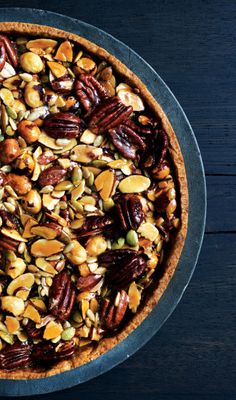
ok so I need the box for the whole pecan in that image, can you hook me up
[77,274,102,292]
[100,290,129,331]
[0,41,6,72]
[88,97,133,134]
[76,215,114,238]
[142,129,168,170]
[75,74,108,114]
[115,194,144,231]
[43,112,82,139]
[0,35,18,67]
[109,121,146,160]
[32,340,75,364]
[99,249,147,289]
[0,342,31,370]
[49,270,76,321]
[0,210,21,231]
[38,164,67,187]
[51,76,74,94]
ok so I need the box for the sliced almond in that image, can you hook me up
[47,61,67,79]
[1,296,25,316]
[107,159,127,169]
[7,273,34,300]
[54,138,77,154]
[26,38,58,51]
[3,75,21,90]
[5,257,26,279]
[0,88,15,106]
[31,239,65,257]
[35,257,57,275]
[30,297,47,313]
[128,282,141,313]
[38,131,63,150]
[138,222,160,242]
[55,41,73,62]
[1,228,27,242]
[71,180,85,201]
[44,211,67,227]
[22,217,38,239]
[118,175,151,193]
[23,304,41,324]
[43,320,63,340]
[70,145,102,163]
[31,225,58,240]
[42,194,60,211]
[94,169,116,201]
[5,316,20,334]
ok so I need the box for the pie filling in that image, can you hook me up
[0,33,179,371]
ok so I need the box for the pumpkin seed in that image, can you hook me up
[126,230,138,247]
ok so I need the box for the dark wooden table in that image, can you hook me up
[0,1,235,399]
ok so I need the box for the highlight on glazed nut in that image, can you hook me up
[0,33,180,371]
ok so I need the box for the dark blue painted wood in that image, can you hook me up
[0,1,234,399]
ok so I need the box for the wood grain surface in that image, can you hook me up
[0,0,235,399]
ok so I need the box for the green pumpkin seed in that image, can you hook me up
[111,237,125,250]
[6,106,17,120]
[61,326,76,341]
[126,230,138,247]
[0,331,14,344]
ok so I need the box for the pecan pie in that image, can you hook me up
[0,22,188,379]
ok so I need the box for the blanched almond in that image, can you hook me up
[47,61,67,79]
[31,239,65,257]
[118,175,151,193]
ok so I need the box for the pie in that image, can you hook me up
[0,22,188,379]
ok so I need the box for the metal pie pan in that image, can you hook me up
[0,8,206,397]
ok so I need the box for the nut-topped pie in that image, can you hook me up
[0,22,188,378]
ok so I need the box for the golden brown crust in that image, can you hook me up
[0,22,188,379]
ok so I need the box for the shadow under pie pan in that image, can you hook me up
[0,8,206,397]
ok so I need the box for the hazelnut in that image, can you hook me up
[0,139,21,164]
[7,173,32,195]
[15,152,35,174]
[24,81,43,108]
[22,189,42,214]
[66,240,87,265]
[20,52,44,73]
[17,120,41,144]
[86,235,107,257]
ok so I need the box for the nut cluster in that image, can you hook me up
[0,33,179,371]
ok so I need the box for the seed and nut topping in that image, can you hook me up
[0,33,180,372]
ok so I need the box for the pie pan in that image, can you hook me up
[0,8,206,396]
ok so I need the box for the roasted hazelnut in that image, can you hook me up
[22,189,42,214]
[24,81,43,108]
[86,235,107,257]
[20,52,44,73]
[17,120,41,144]
[0,139,21,164]
[15,152,35,174]
[7,173,32,195]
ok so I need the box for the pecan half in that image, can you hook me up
[0,210,21,231]
[43,112,82,139]
[0,35,18,67]
[142,129,168,170]
[38,164,67,187]
[88,97,133,134]
[109,122,146,159]
[0,342,31,370]
[115,194,144,231]
[32,340,75,364]
[0,41,6,72]
[75,74,108,114]
[99,249,147,289]
[76,215,114,238]
[100,290,129,331]
[77,274,102,292]
[49,270,76,321]
[0,234,19,252]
